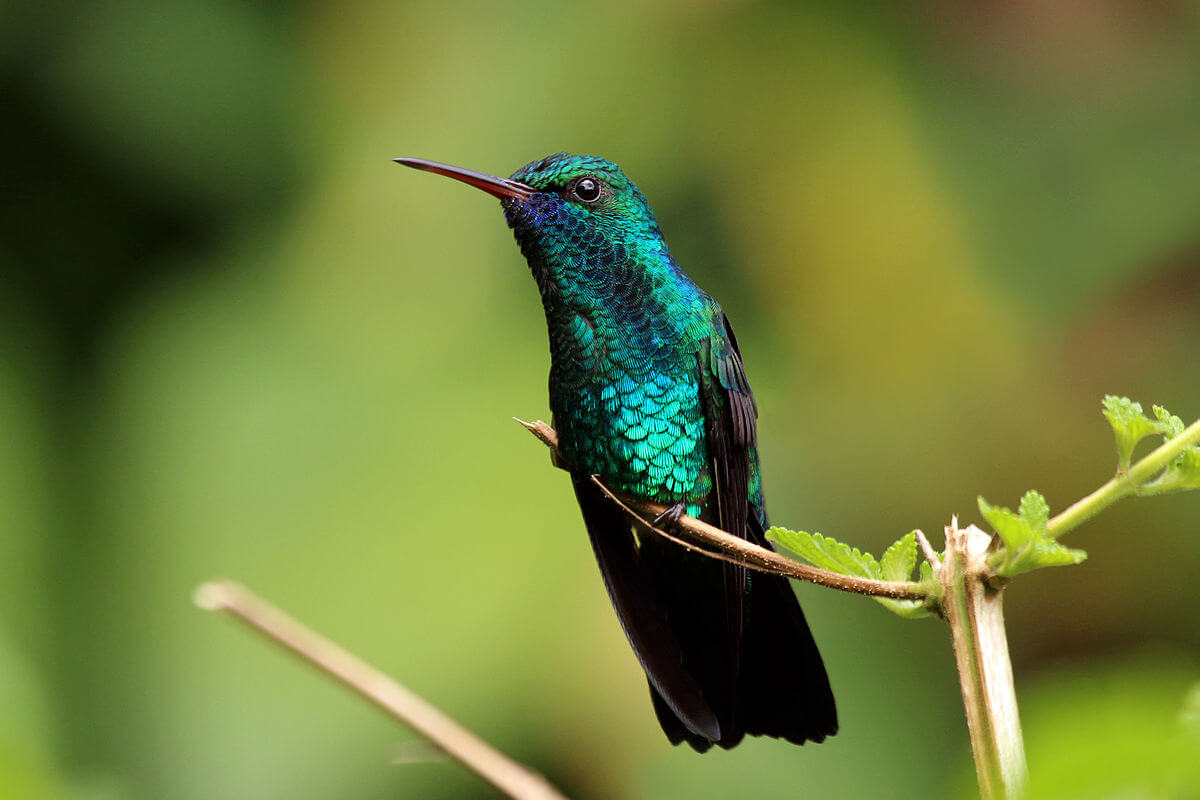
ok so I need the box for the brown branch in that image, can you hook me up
[517,418,927,601]
[195,580,570,800]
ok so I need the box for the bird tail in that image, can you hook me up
[728,512,838,746]
[571,473,837,751]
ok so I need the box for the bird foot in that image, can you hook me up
[651,501,687,532]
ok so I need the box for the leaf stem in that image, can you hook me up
[1048,416,1200,537]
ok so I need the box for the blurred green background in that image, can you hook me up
[3,1,1199,798]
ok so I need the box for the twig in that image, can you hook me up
[517,418,927,601]
[195,580,570,800]
[914,529,941,568]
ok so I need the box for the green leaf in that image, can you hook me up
[1017,538,1088,572]
[978,496,1032,553]
[1139,402,1200,494]
[766,527,880,579]
[1153,405,1186,438]
[1099,398,1200,495]
[877,597,933,619]
[767,528,933,619]
[1103,395,1170,471]
[876,531,932,619]
[980,491,1087,577]
[879,531,918,582]
[1142,442,1200,495]
[1018,490,1049,529]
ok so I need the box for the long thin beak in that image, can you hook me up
[393,157,534,200]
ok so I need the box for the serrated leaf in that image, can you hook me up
[1153,405,1186,438]
[1142,443,1200,495]
[1127,401,1200,494]
[978,497,1032,553]
[877,596,933,619]
[982,491,1088,577]
[1098,397,1200,495]
[1103,394,1144,422]
[1178,446,1200,486]
[766,528,937,620]
[880,532,918,582]
[875,532,933,618]
[1018,490,1049,529]
[1004,538,1088,575]
[1103,395,1169,470]
[766,527,880,579]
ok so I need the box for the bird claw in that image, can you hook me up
[652,502,687,532]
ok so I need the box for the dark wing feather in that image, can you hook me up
[697,311,758,740]
[702,311,757,531]
[569,472,722,743]
[701,309,839,746]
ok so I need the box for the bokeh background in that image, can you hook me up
[3,1,1200,798]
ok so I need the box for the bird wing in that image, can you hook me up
[699,306,758,536]
[695,305,757,725]
[698,307,840,747]
[569,472,722,744]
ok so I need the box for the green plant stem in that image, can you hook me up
[1048,417,1200,537]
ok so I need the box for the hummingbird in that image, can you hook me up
[395,154,837,750]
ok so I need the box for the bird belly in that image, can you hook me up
[551,365,712,515]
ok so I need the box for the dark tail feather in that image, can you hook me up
[649,680,713,752]
[572,473,836,749]
[731,513,838,744]
[736,572,838,742]
[571,474,721,743]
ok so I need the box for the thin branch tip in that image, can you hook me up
[915,529,941,569]
[194,580,237,612]
[515,417,558,448]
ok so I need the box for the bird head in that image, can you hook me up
[395,153,667,273]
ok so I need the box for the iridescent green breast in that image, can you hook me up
[547,303,714,515]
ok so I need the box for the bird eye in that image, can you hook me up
[571,177,602,203]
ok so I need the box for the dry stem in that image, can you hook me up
[941,522,1027,800]
[195,580,569,800]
